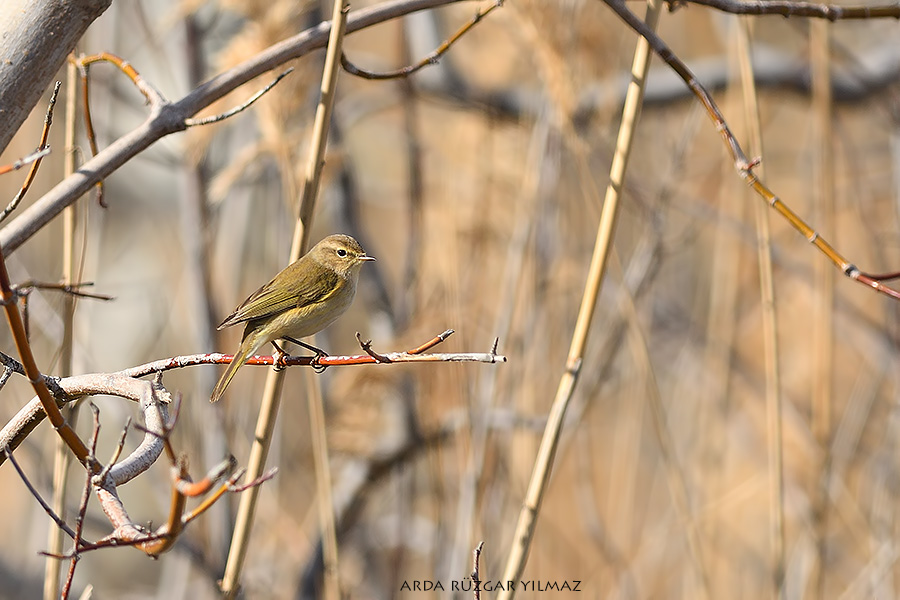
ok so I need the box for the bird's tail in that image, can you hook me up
[210,337,258,403]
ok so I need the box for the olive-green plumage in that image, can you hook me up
[211,234,374,402]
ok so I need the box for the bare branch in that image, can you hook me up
[673,0,900,19]
[0,0,471,256]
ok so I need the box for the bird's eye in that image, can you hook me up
[336,248,347,257]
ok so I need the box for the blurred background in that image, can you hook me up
[1,0,900,598]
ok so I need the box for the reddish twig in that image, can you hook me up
[175,456,238,497]
[70,53,291,208]
[107,330,499,381]
[0,177,99,475]
[0,147,51,177]
[183,467,277,525]
[407,328,454,354]
[73,51,165,207]
[858,270,900,282]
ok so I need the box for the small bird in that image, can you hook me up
[211,234,375,402]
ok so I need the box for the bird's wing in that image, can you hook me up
[217,261,342,329]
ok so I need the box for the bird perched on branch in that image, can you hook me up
[211,234,375,402]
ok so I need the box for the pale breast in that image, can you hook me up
[269,276,357,341]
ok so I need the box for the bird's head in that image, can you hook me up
[311,234,376,278]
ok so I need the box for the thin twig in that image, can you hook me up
[341,1,501,80]
[355,332,393,363]
[175,456,238,497]
[76,61,104,207]
[407,328,454,354]
[182,468,277,526]
[104,417,131,476]
[14,280,113,302]
[73,52,165,105]
[0,82,59,223]
[4,446,83,543]
[185,68,294,126]
[120,348,507,380]
[472,541,484,600]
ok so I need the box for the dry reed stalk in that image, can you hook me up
[699,28,744,592]
[220,5,349,598]
[810,18,835,600]
[44,61,81,600]
[450,110,551,583]
[612,247,710,598]
[497,0,663,595]
[736,17,785,599]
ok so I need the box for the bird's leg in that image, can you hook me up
[270,341,289,371]
[283,336,329,373]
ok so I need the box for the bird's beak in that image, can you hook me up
[360,255,376,262]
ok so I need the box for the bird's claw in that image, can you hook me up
[310,351,329,373]
[272,345,288,372]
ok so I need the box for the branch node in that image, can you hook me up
[356,332,393,363]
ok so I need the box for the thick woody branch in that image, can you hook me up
[22,379,252,560]
[0,373,162,468]
[0,0,112,154]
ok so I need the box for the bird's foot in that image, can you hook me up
[271,341,289,372]
[283,336,330,373]
[310,349,329,373]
